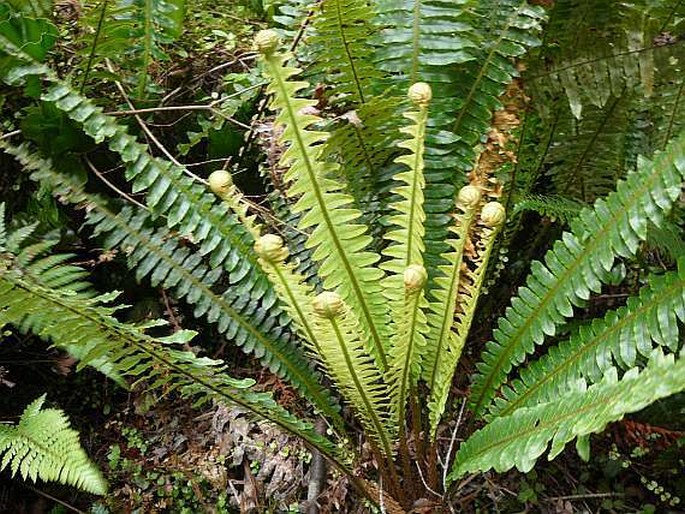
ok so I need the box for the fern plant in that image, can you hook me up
[1,2,685,511]
[0,395,107,495]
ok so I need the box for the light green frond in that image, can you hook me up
[470,130,685,417]
[427,202,505,437]
[381,83,430,311]
[422,186,481,394]
[0,395,107,495]
[208,169,262,239]
[385,264,429,427]
[489,261,685,418]
[257,37,390,369]
[450,350,685,480]
[310,292,394,457]
[252,233,348,433]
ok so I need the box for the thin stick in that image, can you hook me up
[105,59,208,185]
[443,398,466,491]
[193,54,257,81]
[85,157,149,211]
[0,130,21,140]
[379,476,387,514]
[544,492,623,502]
[105,83,264,117]
[415,461,442,499]
[106,104,213,116]
[22,484,85,514]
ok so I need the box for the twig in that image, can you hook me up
[160,288,182,332]
[227,479,242,506]
[415,461,443,499]
[105,83,264,117]
[106,104,213,116]
[379,476,387,514]
[184,157,240,168]
[85,157,149,211]
[544,492,623,502]
[22,484,85,514]
[442,398,466,491]
[454,473,478,493]
[104,59,208,185]
[0,130,21,140]
[193,54,257,82]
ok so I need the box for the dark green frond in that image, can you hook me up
[529,0,677,119]
[0,395,107,495]
[542,96,631,203]
[308,0,380,105]
[79,0,185,96]
[470,130,685,417]
[489,261,685,418]
[0,270,352,475]
[0,140,342,425]
[512,194,584,224]
[0,38,266,302]
[451,350,685,479]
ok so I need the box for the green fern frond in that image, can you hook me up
[489,261,685,418]
[0,140,343,426]
[309,291,394,457]
[322,97,399,243]
[646,216,685,263]
[470,130,685,417]
[381,83,430,309]
[544,97,631,203]
[0,395,107,495]
[257,35,390,368]
[308,0,380,105]
[529,0,673,119]
[377,0,544,277]
[374,0,481,272]
[0,38,266,300]
[385,264,428,427]
[449,0,545,169]
[0,210,125,383]
[375,0,477,83]
[422,186,480,398]
[0,270,353,475]
[427,201,505,437]
[450,350,685,479]
[80,0,185,96]
[512,194,585,224]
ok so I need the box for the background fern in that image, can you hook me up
[79,0,185,97]
[0,395,107,495]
